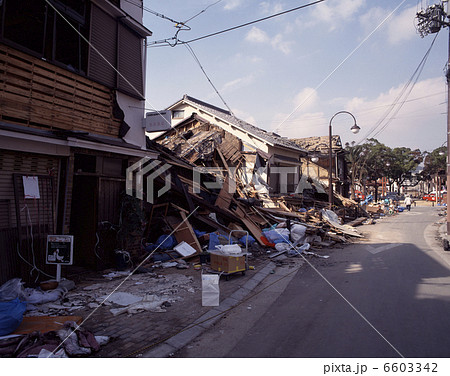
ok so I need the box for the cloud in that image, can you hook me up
[308,0,366,30]
[385,5,417,45]
[221,74,256,93]
[223,0,243,10]
[359,5,417,45]
[345,77,446,148]
[245,27,270,43]
[245,26,293,55]
[272,77,446,151]
[293,87,320,112]
[259,1,284,15]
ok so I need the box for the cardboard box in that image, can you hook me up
[210,252,246,273]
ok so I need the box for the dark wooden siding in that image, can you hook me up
[0,150,59,284]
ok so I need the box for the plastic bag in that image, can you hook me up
[0,298,27,336]
[202,274,220,306]
[0,278,25,301]
[239,234,255,246]
[290,224,307,244]
[24,287,64,305]
[263,228,290,244]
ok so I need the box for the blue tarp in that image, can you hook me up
[0,298,27,336]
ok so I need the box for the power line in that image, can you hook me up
[43,0,172,130]
[183,43,270,153]
[266,91,446,129]
[273,0,409,134]
[357,32,439,143]
[123,0,187,26]
[149,0,327,47]
[184,42,235,117]
[183,0,224,24]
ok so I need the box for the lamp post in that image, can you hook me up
[328,111,360,207]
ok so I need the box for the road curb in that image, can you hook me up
[142,261,276,358]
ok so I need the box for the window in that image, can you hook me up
[0,0,145,97]
[0,0,90,74]
[172,110,185,119]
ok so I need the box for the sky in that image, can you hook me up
[142,0,449,152]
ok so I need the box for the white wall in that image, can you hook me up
[117,92,146,148]
[120,0,143,21]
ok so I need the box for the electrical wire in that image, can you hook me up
[184,43,235,117]
[18,205,55,282]
[148,0,327,47]
[356,31,439,144]
[50,206,200,357]
[183,0,224,24]
[273,0,409,134]
[43,0,173,130]
[272,91,446,130]
[123,0,187,26]
[183,43,277,154]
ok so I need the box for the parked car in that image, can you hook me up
[422,193,436,201]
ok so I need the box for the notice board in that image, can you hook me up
[46,235,74,265]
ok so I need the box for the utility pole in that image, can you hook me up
[416,1,450,247]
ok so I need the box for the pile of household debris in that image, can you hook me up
[0,269,200,357]
[125,139,369,268]
[0,278,110,357]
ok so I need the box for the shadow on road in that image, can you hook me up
[225,241,450,358]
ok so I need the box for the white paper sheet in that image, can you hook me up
[23,176,40,199]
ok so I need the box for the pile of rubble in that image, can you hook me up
[128,138,369,269]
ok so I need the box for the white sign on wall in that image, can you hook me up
[23,176,40,199]
[145,110,172,132]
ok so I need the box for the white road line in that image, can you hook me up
[366,244,403,254]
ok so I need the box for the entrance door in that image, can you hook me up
[70,175,98,268]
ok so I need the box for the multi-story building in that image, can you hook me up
[0,0,157,283]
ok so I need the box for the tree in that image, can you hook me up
[386,147,422,193]
[420,146,446,181]
[344,143,366,199]
[345,139,422,201]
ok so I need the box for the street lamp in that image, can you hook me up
[310,143,329,163]
[328,111,360,207]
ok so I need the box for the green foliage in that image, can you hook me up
[420,147,446,180]
[345,139,423,195]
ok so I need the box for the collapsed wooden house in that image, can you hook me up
[136,97,370,264]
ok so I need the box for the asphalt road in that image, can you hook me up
[177,206,450,358]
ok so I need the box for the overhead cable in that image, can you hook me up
[357,31,439,143]
[273,0,408,134]
[149,0,327,47]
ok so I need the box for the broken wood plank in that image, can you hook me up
[345,217,367,227]
[165,213,202,254]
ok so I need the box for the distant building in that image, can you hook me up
[291,136,349,197]
[155,95,308,196]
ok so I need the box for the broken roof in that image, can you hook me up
[167,95,307,155]
[291,136,343,153]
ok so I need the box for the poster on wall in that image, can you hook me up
[22,176,40,199]
[46,235,74,265]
